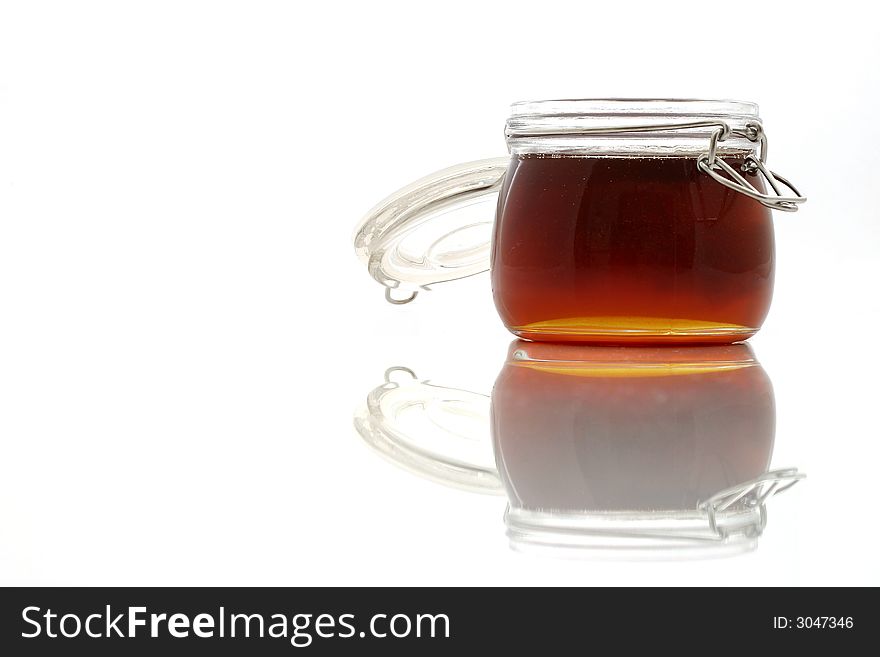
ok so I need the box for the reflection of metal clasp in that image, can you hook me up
[699,468,806,540]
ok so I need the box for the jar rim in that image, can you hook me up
[509,98,759,118]
[505,98,761,156]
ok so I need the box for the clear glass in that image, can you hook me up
[355,99,785,343]
[505,98,761,156]
[495,99,774,344]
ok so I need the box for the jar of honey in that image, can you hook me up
[355,99,805,344]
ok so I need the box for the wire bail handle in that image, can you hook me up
[697,120,806,212]
[505,118,807,212]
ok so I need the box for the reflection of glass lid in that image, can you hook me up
[354,367,502,494]
[354,343,804,559]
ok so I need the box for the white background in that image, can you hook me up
[1,1,878,586]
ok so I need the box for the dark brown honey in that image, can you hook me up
[491,155,774,343]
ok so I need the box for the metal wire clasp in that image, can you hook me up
[698,121,806,212]
[506,118,807,212]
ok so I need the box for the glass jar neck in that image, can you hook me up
[505,98,761,157]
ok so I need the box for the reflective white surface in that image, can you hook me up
[1,1,878,585]
[356,344,804,560]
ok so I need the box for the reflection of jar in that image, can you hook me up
[355,99,805,344]
[354,343,803,558]
[492,342,774,513]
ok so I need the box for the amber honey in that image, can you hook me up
[491,155,774,344]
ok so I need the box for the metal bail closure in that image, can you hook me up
[698,122,807,212]
[505,118,806,213]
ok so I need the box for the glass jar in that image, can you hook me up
[355,99,805,344]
